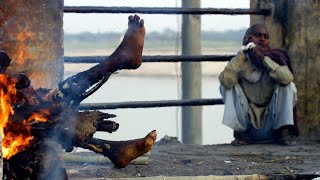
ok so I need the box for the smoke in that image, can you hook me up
[38,143,68,180]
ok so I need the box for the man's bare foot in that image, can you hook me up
[81,130,157,168]
[106,130,157,168]
[111,14,145,71]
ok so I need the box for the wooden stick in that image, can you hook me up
[60,153,149,165]
[71,174,267,180]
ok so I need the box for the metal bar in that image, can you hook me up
[78,98,224,110]
[64,6,271,15]
[64,55,235,63]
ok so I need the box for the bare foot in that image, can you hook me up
[111,14,145,71]
[107,130,157,168]
[81,130,157,168]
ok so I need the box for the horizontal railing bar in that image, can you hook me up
[78,98,224,110]
[64,6,271,15]
[64,55,235,63]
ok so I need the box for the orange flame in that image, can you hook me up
[27,110,50,123]
[0,74,48,159]
[16,31,35,65]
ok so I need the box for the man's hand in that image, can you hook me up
[241,42,256,52]
[238,70,246,78]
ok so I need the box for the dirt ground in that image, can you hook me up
[64,137,320,180]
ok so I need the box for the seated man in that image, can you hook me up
[219,24,298,146]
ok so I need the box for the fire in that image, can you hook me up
[27,110,50,123]
[16,31,35,65]
[0,74,48,159]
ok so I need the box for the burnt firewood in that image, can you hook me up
[29,107,118,152]
[96,120,119,133]
[3,144,68,180]
[76,111,118,134]
[54,109,118,144]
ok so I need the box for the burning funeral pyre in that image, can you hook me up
[0,15,156,179]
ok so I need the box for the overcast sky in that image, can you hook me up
[63,0,250,34]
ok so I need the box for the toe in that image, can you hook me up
[134,15,140,25]
[134,14,140,20]
[139,19,144,27]
[147,130,157,141]
[128,15,134,24]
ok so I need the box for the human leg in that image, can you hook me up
[58,15,145,104]
[220,85,253,145]
[270,82,298,145]
[272,82,297,129]
[92,14,145,72]
[220,84,250,132]
[79,130,157,168]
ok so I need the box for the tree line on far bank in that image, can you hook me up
[65,28,245,43]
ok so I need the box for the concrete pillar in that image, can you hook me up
[181,0,202,144]
[250,0,320,140]
[0,0,64,89]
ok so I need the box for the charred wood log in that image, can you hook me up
[52,109,118,151]
[77,111,118,133]
[3,144,68,180]
[31,108,119,152]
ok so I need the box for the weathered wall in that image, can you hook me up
[251,0,320,140]
[0,0,64,89]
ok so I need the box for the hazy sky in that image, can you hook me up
[64,0,250,34]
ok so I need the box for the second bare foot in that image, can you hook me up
[108,130,157,168]
[111,14,145,71]
[79,130,157,168]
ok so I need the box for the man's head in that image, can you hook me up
[243,24,270,51]
[0,51,11,74]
